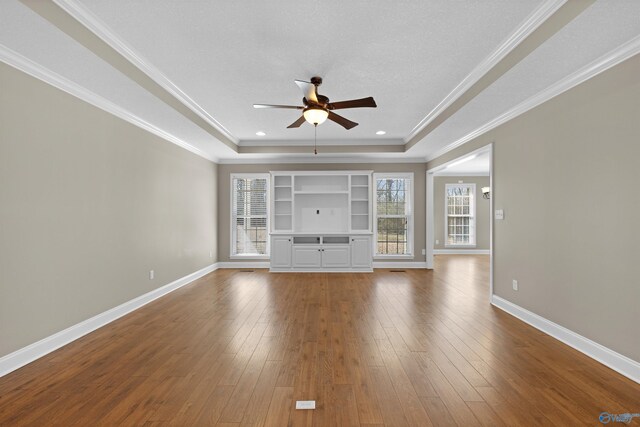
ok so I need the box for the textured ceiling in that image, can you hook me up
[1,0,639,162]
[77,0,542,142]
[409,0,640,159]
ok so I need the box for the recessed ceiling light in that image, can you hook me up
[256,131,266,136]
[376,130,386,135]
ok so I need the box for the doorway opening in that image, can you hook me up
[426,144,493,300]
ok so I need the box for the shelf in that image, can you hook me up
[351,199,369,202]
[351,213,369,216]
[350,185,369,187]
[275,198,292,202]
[274,185,292,188]
[275,213,292,216]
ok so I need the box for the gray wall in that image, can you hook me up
[217,163,427,263]
[0,63,218,357]
[434,176,490,250]
[427,54,640,363]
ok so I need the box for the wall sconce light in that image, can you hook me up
[482,187,491,199]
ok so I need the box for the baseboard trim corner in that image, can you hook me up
[491,295,640,384]
[0,263,219,378]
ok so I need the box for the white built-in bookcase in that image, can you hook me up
[270,171,373,272]
[271,171,372,233]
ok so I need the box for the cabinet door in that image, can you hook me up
[321,246,350,268]
[292,246,322,268]
[351,237,372,268]
[271,237,292,268]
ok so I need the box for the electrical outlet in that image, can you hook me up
[512,279,518,291]
[421,249,426,255]
[149,270,154,280]
[435,239,439,245]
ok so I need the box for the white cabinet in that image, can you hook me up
[269,170,373,272]
[270,235,372,272]
[321,246,351,268]
[271,236,292,268]
[351,237,372,268]
[292,246,322,268]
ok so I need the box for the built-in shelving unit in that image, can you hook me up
[350,174,371,231]
[270,171,373,272]
[273,175,293,231]
[271,171,372,234]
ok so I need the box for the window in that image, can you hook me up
[231,174,269,257]
[445,183,476,246]
[374,173,413,256]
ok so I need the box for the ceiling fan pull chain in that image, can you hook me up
[314,124,318,155]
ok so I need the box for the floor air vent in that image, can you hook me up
[390,270,406,273]
[239,270,255,273]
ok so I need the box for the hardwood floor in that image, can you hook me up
[1,255,639,426]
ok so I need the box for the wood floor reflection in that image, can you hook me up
[1,255,639,426]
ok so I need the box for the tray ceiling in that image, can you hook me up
[1,0,639,162]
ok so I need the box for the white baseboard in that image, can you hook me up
[270,268,373,273]
[373,261,428,269]
[217,261,271,269]
[491,295,640,384]
[434,249,490,255]
[0,263,219,378]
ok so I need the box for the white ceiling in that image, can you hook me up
[434,150,491,176]
[1,0,639,162]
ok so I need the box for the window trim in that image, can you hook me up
[444,183,476,248]
[373,172,414,259]
[230,173,270,259]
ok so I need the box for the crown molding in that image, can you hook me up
[425,35,640,163]
[53,0,238,145]
[238,138,405,147]
[217,156,427,165]
[0,44,217,163]
[406,0,566,143]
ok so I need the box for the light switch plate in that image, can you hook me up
[296,401,316,410]
[495,209,504,220]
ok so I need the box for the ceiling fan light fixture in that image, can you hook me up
[303,107,329,125]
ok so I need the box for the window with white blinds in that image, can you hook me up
[445,183,476,246]
[374,173,413,256]
[231,174,269,256]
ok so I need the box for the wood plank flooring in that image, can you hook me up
[1,255,639,426]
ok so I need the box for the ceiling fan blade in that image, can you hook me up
[287,116,307,128]
[253,104,303,109]
[294,80,318,104]
[328,111,358,130]
[328,97,377,110]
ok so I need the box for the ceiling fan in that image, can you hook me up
[253,76,377,130]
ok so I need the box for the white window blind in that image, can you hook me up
[231,175,269,256]
[374,175,413,255]
[445,183,475,246]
